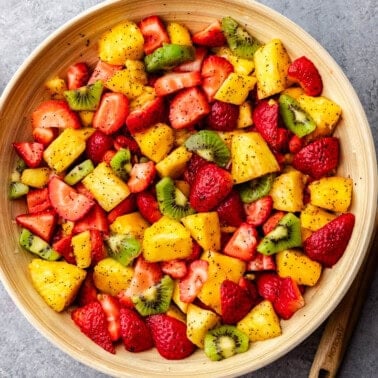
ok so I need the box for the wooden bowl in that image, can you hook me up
[0,0,376,376]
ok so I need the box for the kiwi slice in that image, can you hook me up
[279,94,316,137]
[184,130,230,168]
[204,325,249,361]
[156,177,195,220]
[64,80,103,111]
[221,16,261,60]
[64,159,94,185]
[132,275,174,316]
[110,148,132,180]
[238,173,276,203]
[257,212,302,255]
[106,234,141,266]
[9,181,29,199]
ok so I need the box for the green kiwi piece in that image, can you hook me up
[132,275,174,316]
[156,177,195,220]
[110,148,132,180]
[64,80,103,111]
[64,159,94,185]
[204,325,249,361]
[257,212,302,255]
[279,94,317,137]
[16,158,27,174]
[19,228,61,261]
[238,173,276,203]
[9,181,29,199]
[184,130,230,167]
[221,16,261,60]
[106,234,141,266]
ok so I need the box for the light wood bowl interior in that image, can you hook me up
[0,0,376,376]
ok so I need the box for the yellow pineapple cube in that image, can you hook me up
[217,130,244,149]
[61,221,74,236]
[105,69,146,99]
[110,212,149,240]
[44,76,67,99]
[155,145,192,178]
[71,230,92,269]
[124,59,148,84]
[167,22,192,45]
[281,86,304,99]
[129,86,156,111]
[74,127,96,140]
[21,167,50,188]
[216,47,255,75]
[237,101,253,128]
[78,111,95,127]
[300,203,337,231]
[175,180,190,197]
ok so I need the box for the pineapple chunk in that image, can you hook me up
[300,203,337,231]
[166,304,187,323]
[308,176,353,212]
[237,101,253,128]
[281,86,304,99]
[74,127,96,140]
[142,216,193,262]
[124,59,148,84]
[29,258,86,312]
[231,132,280,184]
[186,303,220,348]
[167,22,192,45]
[237,300,281,342]
[133,123,174,163]
[78,111,95,127]
[217,129,244,149]
[174,128,196,147]
[181,212,221,251]
[110,212,149,240]
[43,128,86,173]
[155,145,192,178]
[175,180,190,197]
[93,257,134,296]
[129,86,156,111]
[105,69,145,99]
[82,162,130,211]
[254,39,291,99]
[71,230,92,269]
[44,76,67,99]
[216,47,255,75]
[172,280,189,313]
[21,167,50,188]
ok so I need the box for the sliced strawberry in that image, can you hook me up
[48,176,94,221]
[138,15,170,55]
[26,187,52,213]
[90,229,107,265]
[31,100,81,129]
[107,194,137,224]
[73,203,109,234]
[67,62,90,90]
[223,223,258,261]
[169,87,210,129]
[256,272,281,302]
[179,259,209,303]
[88,59,123,85]
[71,301,115,353]
[114,134,140,155]
[53,235,76,265]
[288,134,303,154]
[13,142,44,168]
[262,211,286,235]
[206,100,239,131]
[174,47,207,73]
[192,20,226,47]
[86,130,114,164]
[238,277,259,306]
[161,259,188,279]
[201,55,233,102]
[244,196,273,227]
[186,240,202,262]
[92,92,129,135]
[101,149,117,165]
[32,127,58,146]
[183,153,209,186]
[16,210,57,242]
[154,71,202,96]
[246,252,276,271]
[136,191,162,223]
[76,271,98,306]
[215,190,245,227]
[97,294,121,342]
[127,161,156,193]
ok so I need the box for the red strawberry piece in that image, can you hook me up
[26,187,52,213]
[223,223,259,261]
[246,252,276,271]
[215,190,245,227]
[154,71,202,96]
[288,56,323,96]
[13,142,44,168]
[102,150,117,165]
[66,62,90,90]
[92,92,129,135]
[288,134,303,154]
[73,204,109,234]
[88,59,123,85]
[179,259,209,303]
[183,153,209,186]
[127,161,156,193]
[220,279,254,324]
[161,259,188,279]
[256,273,281,302]
[206,100,239,131]
[107,194,137,224]
[292,137,340,179]
[146,314,196,359]
[262,211,286,235]
[48,176,94,221]
[31,100,81,129]
[136,191,162,223]
[53,235,76,265]
[32,127,58,146]
[220,232,233,250]
[304,213,355,267]
[71,301,115,353]
[126,96,166,135]
[90,229,107,265]
[16,210,57,242]
[189,163,233,212]
[174,47,207,73]
[238,277,260,306]
[76,271,98,306]
[97,294,121,342]
[186,240,202,262]
[138,15,170,55]
[86,130,114,164]
[75,181,95,200]
[192,20,226,47]
[119,307,154,352]
[201,55,233,102]
[244,196,273,227]
[114,134,140,155]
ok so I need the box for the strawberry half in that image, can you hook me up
[154,71,202,96]
[53,235,76,265]
[215,190,245,227]
[136,191,162,224]
[192,20,226,47]
[32,127,58,146]
[86,130,114,164]
[127,161,156,193]
[16,210,57,242]
[88,59,123,85]
[257,273,281,302]
[206,100,239,131]
[244,196,273,227]
[97,294,121,342]
[73,203,109,234]
[138,15,170,55]
[13,142,44,168]
[90,229,107,265]
[183,153,209,186]
[66,62,90,90]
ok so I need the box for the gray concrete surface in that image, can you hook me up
[0,0,377,377]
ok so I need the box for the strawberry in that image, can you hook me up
[75,181,95,200]
[186,240,202,262]
[90,229,107,265]
[66,62,90,90]
[97,294,121,341]
[189,163,233,212]
[12,142,44,168]
[223,223,258,261]
[76,271,98,306]
[73,203,109,234]
[292,137,340,179]
[201,55,233,102]
[154,71,202,96]
[161,259,188,279]
[246,252,276,271]
[174,47,207,73]
[88,59,123,85]
[192,20,226,47]
[220,279,254,324]
[262,211,286,235]
[71,301,115,353]
[206,100,239,131]
[238,277,259,306]
[107,194,137,224]
[244,196,273,227]
[138,15,170,55]
[16,210,57,242]
[169,87,210,129]
[53,235,76,265]
[31,100,81,129]
[288,134,303,154]
[86,130,114,164]
[215,190,245,227]
[48,176,94,221]
[183,153,208,186]
[113,134,140,155]
[136,191,162,223]
[288,56,323,96]
[179,259,209,303]
[26,187,52,213]
[32,127,58,146]
[92,92,129,135]
[303,213,355,267]
[127,161,156,193]
[256,273,281,302]
[119,307,154,352]
[146,314,196,359]
[102,149,117,164]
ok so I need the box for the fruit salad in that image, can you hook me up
[9,14,355,362]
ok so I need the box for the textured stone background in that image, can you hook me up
[0,0,377,377]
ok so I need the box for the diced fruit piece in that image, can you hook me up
[109,148,131,181]
[20,167,50,188]
[76,272,98,306]
[105,69,145,99]
[64,159,94,185]
[66,62,89,90]
[16,210,57,242]
[174,46,207,73]
[161,259,187,279]
[215,47,255,75]
[238,173,276,204]
[86,130,114,164]
[215,190,245,227]
[9,181,29,200]
[13,142,44,168]
[127,161,156,193]
[110,211,149,241]
[139,15,170,55]
[192,20,226,47]
[19,228,60,260]
[44,76,67,99]
[89,230,107,265]
[107,235,140,267]
[26,187,52,213]
[300,203,337,232]
[97,293,121,341]
[107,195,137,224]
[53,235,76,265]
[73,203,109,234]
[256,273,281,301]
[64,81,103,111]
[154,71,202,96]
[88,60,123,85]
[224,223,258,261]
[71,230,92,269]
[245,196,273,227]
[262,211,286,235]
[32,127,58,146]
[136,191,162,223]
[172,280,189,313]
[167,22,192,45]
[155,145,193,178]
[247,252,276,271]
[206,100,239,132]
